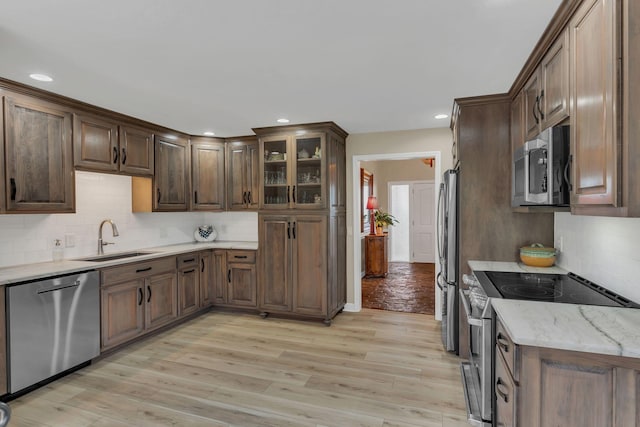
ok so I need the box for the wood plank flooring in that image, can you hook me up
[9,309,469,427]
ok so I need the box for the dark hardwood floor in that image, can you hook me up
[362,262,436,315]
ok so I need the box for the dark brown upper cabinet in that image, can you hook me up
[254,122,347,213]
[226,136,259,211]
[119,125,154,176]
[522,28,570,141]
[154,134,189,211]
[73,115,154,176]
[190,137,225,211]
[569,0,619,211]
[3,93,74,213]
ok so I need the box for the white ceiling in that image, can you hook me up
[0,0,562,137]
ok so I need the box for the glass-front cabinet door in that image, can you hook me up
[293,133,325,209]
[262,136,290,208]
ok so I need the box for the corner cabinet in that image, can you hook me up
[154,133,190,211]
[3,93,74,213]
[190,137,225,211]
[226,136,260,210]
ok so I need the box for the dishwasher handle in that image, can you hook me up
[37,280,81,294]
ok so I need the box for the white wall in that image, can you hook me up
[0,171,257,268]
[554,212,640,303]
[361,158,436,213]
[346,127,453,310]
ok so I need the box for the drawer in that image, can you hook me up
[101,256,176,285]
[495,350,518,427]
[177,252,199,268]
[496,319,519,383]
[227,250,256,264]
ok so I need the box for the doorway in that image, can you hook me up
[358,158,438,316]
[388,181,435,263]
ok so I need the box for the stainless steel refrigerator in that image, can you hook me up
[437,168,458,353]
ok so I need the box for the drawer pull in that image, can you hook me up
[496,378,509,403]
[234,255,248,259]
[136,267,152,273]
[183,258,196,263]
[497,333,510,353]
[183,269,195,274]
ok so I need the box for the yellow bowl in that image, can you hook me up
[519,243,556,267]
[520,253,556,267]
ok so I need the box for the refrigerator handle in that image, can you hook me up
[436,272,444,291]
[436,183,445,263]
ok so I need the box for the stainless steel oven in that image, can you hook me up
[459,275,492,427]
[461,268,639,427]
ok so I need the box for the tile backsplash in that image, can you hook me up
[0,171,257,268]
[554,212,640,302]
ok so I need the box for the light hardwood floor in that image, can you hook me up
[9,309,469,427]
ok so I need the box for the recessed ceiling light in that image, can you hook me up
[203,131,215,136]
[277,118,290,124]
[29,73,53,82]
[434,114,449,120]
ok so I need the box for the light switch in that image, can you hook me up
[65,233,76,248]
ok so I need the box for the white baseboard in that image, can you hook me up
[343,303,360,312]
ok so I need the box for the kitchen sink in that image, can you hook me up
[76,251,156,262]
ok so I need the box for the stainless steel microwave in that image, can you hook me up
[512,125,570,207]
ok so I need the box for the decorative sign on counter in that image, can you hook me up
[194,225,217,242]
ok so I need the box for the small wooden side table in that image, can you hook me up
[364,234,388,278]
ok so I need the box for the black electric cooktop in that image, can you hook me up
[484,271,639,308]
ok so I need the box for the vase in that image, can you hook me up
[376,226,384,236]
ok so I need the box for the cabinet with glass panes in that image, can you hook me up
[254,122,346,212]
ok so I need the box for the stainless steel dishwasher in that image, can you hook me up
[7,270,100,394]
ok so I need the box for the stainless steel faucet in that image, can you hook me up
[98,219,119,255]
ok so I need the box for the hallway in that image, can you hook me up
[362,262,436,315]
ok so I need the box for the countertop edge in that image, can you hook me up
[468,260,567,274]
[492,299,640,359]
[0,240,259,286]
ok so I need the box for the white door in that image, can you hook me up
[411,182,435,263]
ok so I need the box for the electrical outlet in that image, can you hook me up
[65,233,76,248]
[559,236,564,252]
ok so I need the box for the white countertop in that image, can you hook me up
[0,241,258,286]
[492,299,640,359]
[468,260,567,275]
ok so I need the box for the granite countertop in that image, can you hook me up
[0,240,258,286]
[468,260,567,275]
[492,299,640,359]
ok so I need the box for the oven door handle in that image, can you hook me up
[459,288,483,327]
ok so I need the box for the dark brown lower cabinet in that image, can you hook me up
[199,250,213,307]
[495,318,640,426]
[364,234,388,278]
[258,214,345,325]
[178,253,200,316]
[212,249,257,308]
[100,257,177,351]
